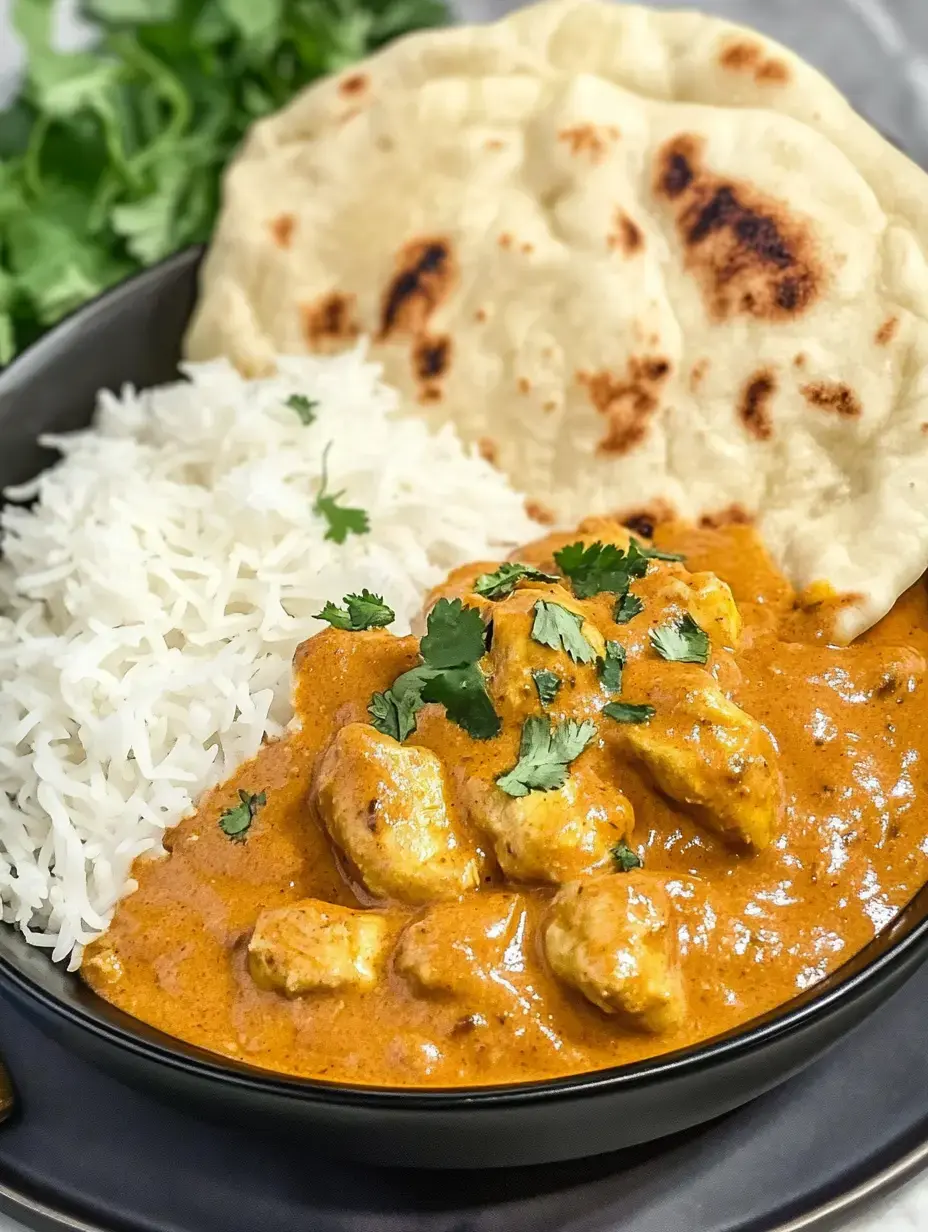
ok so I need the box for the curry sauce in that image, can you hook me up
[83,520,928,1086]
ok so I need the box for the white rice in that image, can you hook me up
[0,347,535,967]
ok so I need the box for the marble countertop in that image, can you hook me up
[0,0,925,1228]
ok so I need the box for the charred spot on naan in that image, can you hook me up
[478,437,499,466]
[876,316,899,346]
[578,357,672,455]
[619,499,678,539]
[412,334,452,403]
[302,292,360,352]
[690,358,710,390]
[526,499,556,525]
[718,39,791,85]
[608,210,644,256]
[558,124,620,164]
[800,381,862,418]
[269,214,296,250]
[699,504,754,529]
[740,369,777,441]
[378,238,457,339]
[655,136,823,323]
[338,73,368,97]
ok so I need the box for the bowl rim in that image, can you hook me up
[0,246,927,1109]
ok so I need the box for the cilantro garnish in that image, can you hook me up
[554,539,650,600]
[0,0,449,364]
[419,598,486,668]
[532,668,561,707]
[649,613,710,664]
[286,394,318,425]
[531,601,597,664]
[473,561,559,601]
[219,789,266,842]
[496,716,597,798]
[368,599,500,741]
[316,590,394,631]
[614,592,644,625]
[612,840,643,871]
[598,641,626,692]
[314,443,370,544]
[603,701,655,725]
[633,540,685,563]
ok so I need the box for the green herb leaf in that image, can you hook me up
[473,561,559,601]
[286,393,318,425]
[598,641,626,692]
[612,840,643,871]
[532,668,561,707]
[368,665,435,742]
[420,663,501,740]
[314,443,370,544]
[0,0,451,365]
[420,598,487,669]
[531,600,597,664]
[316,590,394,631]
[632,538,685,563]
[649,613,710,664]
[554,539,650,599]
[614,592,644,625]
[369,659,499,743]
[496,716,597,798]
[218,788,266,842]
[603,701,656,725]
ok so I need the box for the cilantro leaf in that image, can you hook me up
[603,701,656,725]
[496,716,597,797]
[316,590,394,631]
[554,539,650,599]
[420,598,487,669]
[532,668,561,707]
[473,561,559,601]
[420,664,501,740]
[218,788,266,842]
[531,600,597,664]
[614,592,644,625]
[369,659,499,742]
[314,443,370,543]
[598,641,626,692]
[632,538,685,563]
[286,393,318,425]
[649,614,710,664]
[368,665,435,742]
[612,840,643,871]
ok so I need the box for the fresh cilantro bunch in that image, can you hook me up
[0,0,448,363]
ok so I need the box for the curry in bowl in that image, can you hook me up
[80,516,928,1087]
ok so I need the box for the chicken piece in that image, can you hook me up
[486,583,606,721]
[395,892,527,1000]
[543,874,686,1032]
[515,517,632,571]
[660,569,742,650]
[464,770,633,883]
[248,899,390,996]
[617,665,781,850]
[313,723,486,904]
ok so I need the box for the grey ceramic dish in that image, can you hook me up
[0,247,926,1169]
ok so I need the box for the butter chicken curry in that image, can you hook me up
[83,517,928,1086]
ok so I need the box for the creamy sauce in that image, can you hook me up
[83,522,928,1086]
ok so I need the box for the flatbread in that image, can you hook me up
[185,0,928,641]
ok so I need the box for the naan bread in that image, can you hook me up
[185,0,928,641]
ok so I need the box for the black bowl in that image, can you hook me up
[0,247,926,1169]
